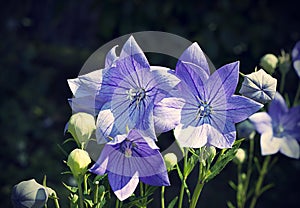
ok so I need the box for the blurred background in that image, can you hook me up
[1,0,299,207]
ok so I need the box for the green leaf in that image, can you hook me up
[184,153,198,177]
[62,182,78,193]
[227,201,236,208]
[204,139,243,182]
[84,198,94,207]
[228,180,237,190]
[93,174,107,183]
[167,196,178,208]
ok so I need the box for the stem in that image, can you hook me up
[140,182,147,208]
[178,148,188,208]
[52,191,61,208]
[189,163,205,208]
[94,181,99,204]
[293,83,300,106]
[77,179,84,208]
[115,198,120,208]
[280,72,286,94]
[249,156,271,208]
[161,186,165,208]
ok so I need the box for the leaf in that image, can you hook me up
[84,198,94,207]
[167,196,178,208]
[259,183,274,196]
[93,174,107,183]
[184,152,198,177]
[204,139,243,182]
[228,180,237,190]
[62,182,78,193]
[227,201,236,208]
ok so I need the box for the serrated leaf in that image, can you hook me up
[62,182,78,193]
[167,196,178,208]
[204,139,243,182]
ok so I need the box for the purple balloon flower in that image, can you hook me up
[174,43,263,148]
[292,41,300,78]
[90,129,170,201]
[96,36,180,143]
[249,92,300,158]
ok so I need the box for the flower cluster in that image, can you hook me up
[67,36,263,201]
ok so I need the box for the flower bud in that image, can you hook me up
[67,149,91,178]
[11,179,48,208]
[68,112,96,147]
[260,54,278,74]
[234,148,246,164]
[278,50,291,75]
[163,153,177,171]
[239,69,277,104]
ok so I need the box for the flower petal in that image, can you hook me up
[224,95,263,123]
[279,138,300,159]
[178,42,210,75]
[249,112,273,134]
[174,124,208,148]
[140,172,170,186]
[105,45,118,68]
[268,92,288,123]
[153,97,185,134]
[108,172,139,201]
[68,96,104,116]
[150,66,181,92]
[205,61,239,102]
[260,132,280,156]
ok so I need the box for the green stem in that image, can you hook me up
[178,148,188,208]
[189,163,205,208]
[293,83,300,106]
[249,156,271,208]
[77,179,84,208]
[161,186,165,208]
[236,163,243,208]
[280,72,286,94]
[94,181,99,204]
[52,192,60,208]
[115,198,120,208]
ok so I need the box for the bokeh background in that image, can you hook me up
[1,0,300,207]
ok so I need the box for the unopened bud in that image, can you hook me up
[234,148,246,164]
[163,153,177,171]
[260,54,278,74]
[67,149,91,178]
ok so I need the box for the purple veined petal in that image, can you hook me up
[105,45,119,68]
[108,172,139,201]
[68,69,105,97]
[68,96,105,116]
[174,124,208,148]
[150,66,181,92]
[281,105,300,132]
[208,115,236,148]
[260,132,280,156]
[140,172,170,186]
[249,112,273,134]
[153,97,185,134]
[178,42,210,75]
[205,61,239,102]
[175,60,209,99]
[279,137,300,159]
[268,92,288,123]
[89,149,110,175]
[221,95,263,123]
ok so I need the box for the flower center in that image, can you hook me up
[274,124,285,137]
[126,88,146,107]
[196,103,212,119]
[120,140,136,158]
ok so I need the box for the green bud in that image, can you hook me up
[234,148,246,164]
[67,149,91,178]
[260,54,278,74]
[68,112,96,147]
[163,153,177,171]
[241,173,247,181]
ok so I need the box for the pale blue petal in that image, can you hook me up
[249,112,273,134]
[205,61,239,102]
[153,97,185,134]
[260,132,280,156]
[68,96,104,116]
[178,42,210,75]
[279,138,300,159]
[222,95,263,123]
[140,172,170,186]
[108,172,139,201]
[105,45,118,68]
[150,66,181,92]
[89,146,110,175]
[174,124,208,148]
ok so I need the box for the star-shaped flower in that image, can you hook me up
[174,43,263,148]
[249,92,300,158]
[239,69,277,104]
[90,129,170,201]
[96,36,180,143]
